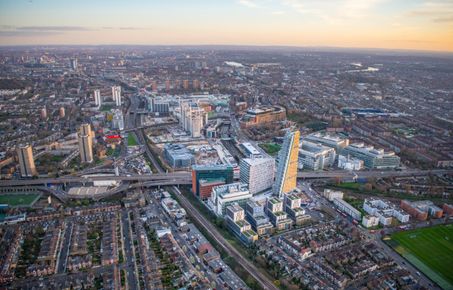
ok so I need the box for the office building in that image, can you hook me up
[147,96,170,115]
[16,144,37,177]
[112,86,121,106]
[225,204,258,244]
[299,140,336,170]
[180,102,207,138]
[239,105,286,128]
[163,144,194,168]
[245,200,273,236]
[337,154,364,171]
[192,165,234,199]
[342,143,400,169]
[94,89,102,107]
[78,123,94,163]
[304,132,350,152]
[265,197,293,230]
[240,158,275,195]
[209,183,252,216]
[284,193,308,225]
[274,130,300,198]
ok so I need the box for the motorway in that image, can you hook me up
[1,169,451,187]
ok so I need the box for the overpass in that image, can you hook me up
[0,169,450,187]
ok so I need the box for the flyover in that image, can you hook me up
[1,169,451,187]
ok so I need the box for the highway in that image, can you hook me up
[1,169,451,187]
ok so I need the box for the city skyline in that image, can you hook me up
[0,0,452,52]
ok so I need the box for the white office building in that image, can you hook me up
[342,143,400,169]
[338,154,364,171]
[299,140,336,170]
[209,183,252,216]
[304,132,350,152]
[240,158,275,195]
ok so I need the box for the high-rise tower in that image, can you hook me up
[17,144,37,177]
[78,123,94,163]
[273,130,300,198]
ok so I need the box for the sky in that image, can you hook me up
[0,0,452,52]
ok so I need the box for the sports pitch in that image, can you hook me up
[388,224,453,289]
[0,193,40,207]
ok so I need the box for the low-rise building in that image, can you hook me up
[363,198,410,226]
[400,200,443,220]
[362,215,379,228]
[163,143,195,168]
[342,143,400,169]
[284,193,310,225]
[333,198,361,220]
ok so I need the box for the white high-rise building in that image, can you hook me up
[240,158,275,195]
[180,101,207,138]
[94,89,102,107]
[112,86,122,106]
[112,109,124,131]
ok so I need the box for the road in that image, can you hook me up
[120,210,139,290]
[56,221,73,273]
[1,169,450,187]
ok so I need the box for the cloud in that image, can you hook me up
[272,11,285,15]
[407,0,453,23]
[16,26,93,32]
[238,0,259,8]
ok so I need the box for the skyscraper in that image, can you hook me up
[40,107,47,119]
[71,58,78,70]
[112,86,121,106]
[17,144,37,177]
[94,89,102,107]
[180,102,207,138]
[78,123,94,163]
[59,107,65,118]
[273,130,300,198]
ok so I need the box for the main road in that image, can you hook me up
[1,169,451,187]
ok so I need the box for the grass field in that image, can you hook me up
[127,134,139,146]
[0,193,40,207]
[259,142,281,156]
[388,224,453,289]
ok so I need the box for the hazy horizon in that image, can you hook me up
[1,0,453,52]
